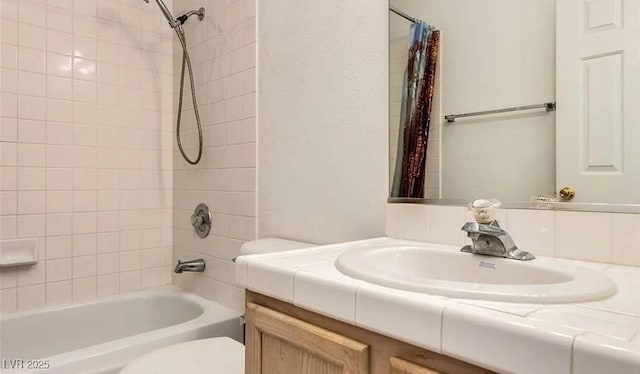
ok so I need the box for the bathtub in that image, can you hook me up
[0,286,243,374]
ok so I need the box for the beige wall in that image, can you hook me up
[257,0,388,244]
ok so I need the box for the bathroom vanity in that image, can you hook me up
[245,291,489,374]
[237,238,640,374]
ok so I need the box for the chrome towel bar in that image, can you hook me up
[444,102,557,123]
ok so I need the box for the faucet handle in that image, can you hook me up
[190,214,203,226]
[469,199,501,223]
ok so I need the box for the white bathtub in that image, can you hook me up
[0,286,243,374]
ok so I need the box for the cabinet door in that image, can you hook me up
[246,302,369,374]
[390,357,443,374]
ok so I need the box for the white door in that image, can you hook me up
[556,0,640,204]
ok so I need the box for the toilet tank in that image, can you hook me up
[239,238,315,256]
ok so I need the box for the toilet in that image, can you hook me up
[120,238,315,374]
[120,337,244,374]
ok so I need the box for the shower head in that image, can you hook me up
[142,0,179,28]
[141,0,206,165]
[142,0,205,29]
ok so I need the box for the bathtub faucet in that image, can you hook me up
[174,259,206,273]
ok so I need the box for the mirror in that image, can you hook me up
[389,0,640,210]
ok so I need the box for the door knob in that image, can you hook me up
[559,187,576,201]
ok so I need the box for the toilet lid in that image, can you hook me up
[120,337,244,374]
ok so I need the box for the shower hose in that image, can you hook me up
[174,25,203,165]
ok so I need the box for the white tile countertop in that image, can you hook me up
[235,238,640,374]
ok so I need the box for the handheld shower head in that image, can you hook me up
[142,0,205,29]
[142,0,207,165]
[142,0,179,28]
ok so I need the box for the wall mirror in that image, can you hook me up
[388,0,640,212]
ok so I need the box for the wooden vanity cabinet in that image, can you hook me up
[245,291,493,374]
[246,301,368,374]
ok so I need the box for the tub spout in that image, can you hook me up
[174,259,206,273]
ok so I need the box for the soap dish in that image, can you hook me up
[0,239,38,268]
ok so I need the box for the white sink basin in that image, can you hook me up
[335,245,617,303]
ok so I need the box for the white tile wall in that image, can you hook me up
[556,211,612,263]
[428,205,467,245]
[386,204,640,266]
[171,0,256,312]
[0,0,174,313]
[385,203,429,242]
[611,213,640,266]
[505,208,555,257]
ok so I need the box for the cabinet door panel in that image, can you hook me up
[262,334,343,374]
[390,357,443,374]
[246,302,369,374]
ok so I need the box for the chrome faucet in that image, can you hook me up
[460,221,535,261]
[174,259,206,273]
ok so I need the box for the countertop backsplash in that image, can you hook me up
[386,203,640,267]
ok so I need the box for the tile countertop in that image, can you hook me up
[235,238,640,374]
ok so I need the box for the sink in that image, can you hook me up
[335,244,617,303]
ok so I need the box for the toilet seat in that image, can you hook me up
[120,337,244,374]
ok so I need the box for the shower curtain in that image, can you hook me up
[391,22,440,198]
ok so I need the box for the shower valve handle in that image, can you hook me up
[191,214,203,227]
[190,203,212,238]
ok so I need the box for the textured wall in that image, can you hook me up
[171,0,256,312]
[257,0,388,244]
[0,0,174,312]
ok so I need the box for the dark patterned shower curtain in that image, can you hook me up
[391,22,440,198]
